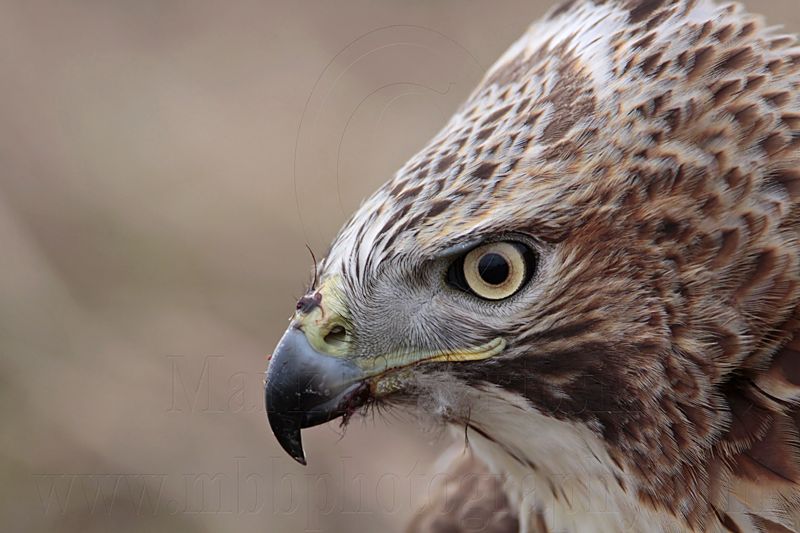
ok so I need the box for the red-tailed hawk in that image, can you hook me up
[265,1,800,531]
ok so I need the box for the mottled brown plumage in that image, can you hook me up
[266,1,800,531]
[407,450,520,533]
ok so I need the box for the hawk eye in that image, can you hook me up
[446,241,536,300]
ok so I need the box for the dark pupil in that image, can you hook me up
[477,253,509,285]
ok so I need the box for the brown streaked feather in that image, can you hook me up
[406,450,519,533]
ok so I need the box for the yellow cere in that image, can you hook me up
[295,275,354,358]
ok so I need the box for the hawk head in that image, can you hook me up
[266,0,800,530]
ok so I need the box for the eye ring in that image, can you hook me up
[446,241,536,300]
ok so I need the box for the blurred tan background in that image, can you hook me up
[0,1,797,532]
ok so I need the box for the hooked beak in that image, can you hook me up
[264,276,507,465]
[264,327,369,465]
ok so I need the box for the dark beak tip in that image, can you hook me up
[265,327,368,466]
[266,402,308,465]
